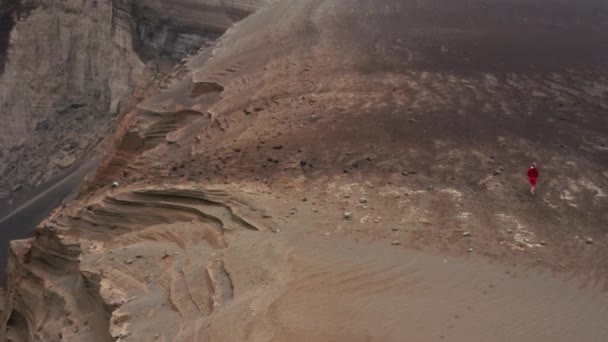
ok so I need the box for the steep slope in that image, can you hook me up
[0,0,269,205]
[1,0,608,341]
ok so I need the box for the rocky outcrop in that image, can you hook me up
[0,0,269,200]
[0,186,285,341]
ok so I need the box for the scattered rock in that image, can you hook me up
[162,252,170,259]
[539,240,547,246]
[493,169,502,176]
[462,231,471,237]
[111,181,119,188]
[125,259,133,265]
[136,254,143,259]
[11,184,23,193]
[359,196,368,204]
[586,237,594,245]
[391,240,401,246]
[300,160,308,167]
[343,212,354,220]
[302,197,308,202]
[467,248,474,253]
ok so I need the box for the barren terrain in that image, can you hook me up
[1,0,608,341]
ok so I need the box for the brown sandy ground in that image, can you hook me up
[1,0,608,341]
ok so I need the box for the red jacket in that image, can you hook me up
[527,167,539,178]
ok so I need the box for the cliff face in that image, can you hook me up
[0,0,266,202]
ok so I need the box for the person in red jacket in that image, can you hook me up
[527,163,539,195]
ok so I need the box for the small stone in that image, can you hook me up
[343,212,354,220]
[462,231,471,237]
[367,156,374,161]
[493,169,502,176]
[272,228,281,233]
[586,238,594,245]
[539,240,547,246]
[154,334,160,340]
[324,232,331,236]
[467,248,474,253]
[136,254,143,259]
[125,259,133,264]
[359,196,368,204]
[162,252,170,259]
[111,181,119,188]
[300,160,308,167]
[391,240,401,246]
[272,145,283,150]
[302,197,308,202]
[312,208,318,213]
[72,326,79,333]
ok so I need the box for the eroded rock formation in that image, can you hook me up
[1,186,285,341]
[0,0,268,201]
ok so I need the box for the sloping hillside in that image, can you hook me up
[1,0,607,341]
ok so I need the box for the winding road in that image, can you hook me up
[0,159,99,284]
